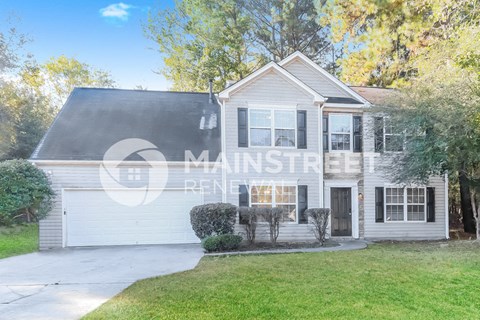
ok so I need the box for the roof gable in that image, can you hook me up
[279,52,369,105]
[218,62,325,103]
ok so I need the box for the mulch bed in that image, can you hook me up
[232,240,339,252]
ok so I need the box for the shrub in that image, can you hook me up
[202,234,243,252]
[190,203,237,239]
[0,160,54,226]
[238,207,258,244]
[306,208,330,245]
[259,207,283,244]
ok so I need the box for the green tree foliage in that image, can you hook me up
[146,0,255,92]
[21,55,116,108]
[243,0,330,62]
[146,0,331,91]
[0,84,54,160]
[0,160,54,226]
[377,26,480,235]
[0,25,28,74]
[321,0,480,87]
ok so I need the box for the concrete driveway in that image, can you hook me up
[0,245,203,320]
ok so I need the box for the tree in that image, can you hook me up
[21,55,115,108]
[146,0,255,92]
[145,0,332,91]
[320,0,480,87]
[377,26,480,234]
[0,159,54,225]
[0,83,54,160]
[0,25,28,75]
[243,0,331,62]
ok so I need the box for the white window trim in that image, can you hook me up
[384,187,427,223]
[383,118,406,153]
[249,183,298,224]
[248,108,297,148]
[328,113,353,152]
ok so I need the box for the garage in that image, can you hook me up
[64,189,202,247]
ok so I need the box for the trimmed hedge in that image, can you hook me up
[190,203,237,239]
[202,234,243,252]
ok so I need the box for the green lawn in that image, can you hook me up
[85,242,480,320]
[0,224,38,259]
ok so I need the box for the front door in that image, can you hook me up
[331,188,352,237]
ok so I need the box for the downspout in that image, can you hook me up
[319,103,325,207]
[445,173,450,239]
[221,99,227,203]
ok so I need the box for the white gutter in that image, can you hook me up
[445,173,450,239]
[221,99,227,203]
[319,103,325,207]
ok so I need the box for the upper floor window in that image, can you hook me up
[249,109,296,147]
[329,114,352,151]
[384,119,404,152]
[375,117,406,152]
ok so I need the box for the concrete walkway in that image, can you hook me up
[206,240,368,256]
[0,245,203,320]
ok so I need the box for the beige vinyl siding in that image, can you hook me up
[224,68,322,238]
[224,103,321,208]
[235,224,317,242]
[228,69,314,105]
[362,114,447,239]
[35,163,222,249]
[282,58,352,98]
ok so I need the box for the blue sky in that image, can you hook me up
[1,0,174,90]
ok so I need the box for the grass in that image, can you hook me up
[0,223,38,259]
[84,241,480,320]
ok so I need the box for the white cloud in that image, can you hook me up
[99,3,133,21]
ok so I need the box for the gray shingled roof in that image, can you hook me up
[349,86,394,105]
[31,88,221,161]
[325,96,363,104]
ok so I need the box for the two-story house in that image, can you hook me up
[31,52,449,249]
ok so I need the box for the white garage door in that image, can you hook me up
[64,189,202,246]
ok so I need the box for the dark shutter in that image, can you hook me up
[298,185,308,224]
[323,115,329,152]
[427,187,435,222]
[374,117,384,153]
[239,185,249,207]
[375,187,384,222]
[353,115,363,152]
[238,108,248,147]
[297,110,307,149]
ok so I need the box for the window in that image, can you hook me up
[274,111,296,147]
[329,114,352,151]
[385,188,404,221]
[251,184,297,222]
[250,110,272,146]
[385,187,426,222]
[407,188,425,221]
[384,119,404,152]
[249,109,296,147]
